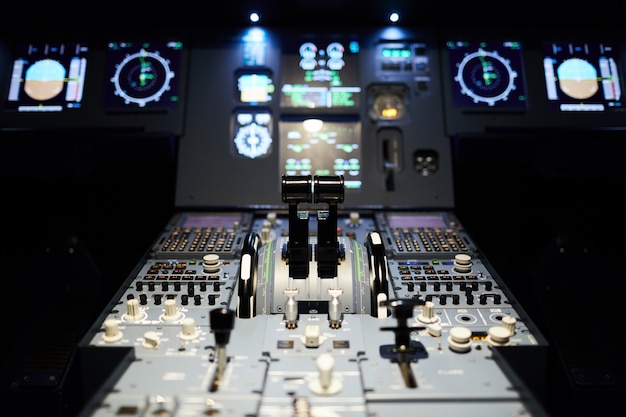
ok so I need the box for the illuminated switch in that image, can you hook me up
[304,325,321,348]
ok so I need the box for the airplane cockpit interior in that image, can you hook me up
[1,1,625,416]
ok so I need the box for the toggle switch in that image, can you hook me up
[304,325,322,348]
[328,288,343,329]
[284,288,299,329]
[309,353,342,395]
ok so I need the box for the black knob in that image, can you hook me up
[210,308,236,346]
[380,299,424,351]
[387,299,418,326]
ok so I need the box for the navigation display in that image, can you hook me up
[280,36,361,110]
[104,40,183,109]
[543,41,623,111]
[446,40,527,110]
[5,42,88,112]
[279,117,362,189]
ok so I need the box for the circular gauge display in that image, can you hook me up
[299,42,318,71]
[234,122,273,159]
[110,48,175,107]
[453,48,518,106]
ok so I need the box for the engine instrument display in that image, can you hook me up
[280,36,361,111]
[279,117,362,189]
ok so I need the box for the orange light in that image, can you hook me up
[381,108,398,118]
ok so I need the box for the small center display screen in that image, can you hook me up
[235,69,274,104]
[279,118,362,189]
[5,42,88,112]
[280,36,361,110]
[543,41,623,111]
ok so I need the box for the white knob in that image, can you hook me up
[179,317,199,340]
[142,331,160,349]
[203,254,221,273]
[124,299,143,322]
[162,299,180,322]
[102,319,123,342]
[502,315,517,335]
[417,301,437,324]
[448,326,472,353]
[453,254,472,273]
[427,323,442,337]
[487,326,511,347]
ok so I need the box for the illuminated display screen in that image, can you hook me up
[104,40,183,109]
[232,109,273,159]
[235,69,274,104]
[543,41,623,112]
[446,40,527,110]
[183,214,241,228]
[279,118,362,189]
[5,42,88,112]
[386,214,447,228]
[280,36,361,110]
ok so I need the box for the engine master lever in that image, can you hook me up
[379,299,427,388]
[209,307,235,392]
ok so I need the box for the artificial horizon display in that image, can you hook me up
[543,41,623,112]
[5,42,88,112]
